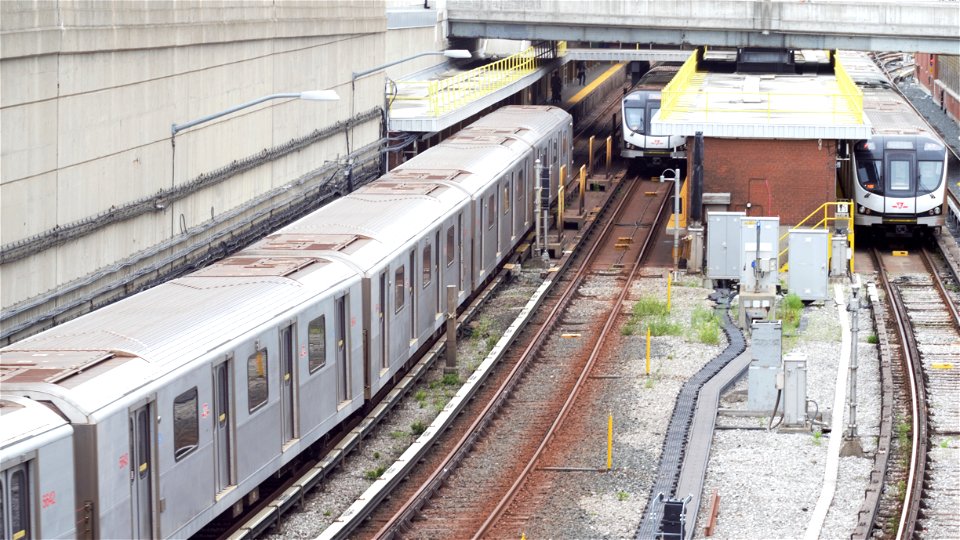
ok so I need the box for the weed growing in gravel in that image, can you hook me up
[621,324,636,336]
[390,430,407,439]
[633,297,669,318]
[373,451,380,459]
[364,466,387,480]
[778,293,804,333]
[411,420,427,436]
[812,430,823,446]
[867,334,879,344]
[616,490,629,501]
[896,419,911,466]
[442,373,460,386]
[414,389,427,407]
[690,306,721,344]
[643,316,683,337]
[485,336,498,353]
[323,510,332,517]
[940,438,951,449]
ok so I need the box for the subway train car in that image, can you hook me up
[621,64,685,163]
[836,50,947,233]
[0,105,572,538]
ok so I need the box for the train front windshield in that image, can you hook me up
[625,106,645,134]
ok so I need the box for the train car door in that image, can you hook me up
[280,323,298,446]
[408,250,416,342]
[129,402,154,538]
[435,230,442,316]
[884,150,916,215]
[1,463,31,540]
[379,271,387,372]
[213,359,234,493]
[336,296,350,403]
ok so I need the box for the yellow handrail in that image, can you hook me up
[394,41,567,117]
[777,200,855,273]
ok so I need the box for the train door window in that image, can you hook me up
[130,404,153,538]
[308,315,326,373]
[247,348,268,412]
[394,266,405,313]
[280,324,297,444]
[422,243,432,288]
[503,184,510,215]
[379,272,387,370]
[173,387,199,461]
[518,169,526,224]
[552,138,558,166]
[887,159,911,192]
[2,464,30,540]
[336,296,350,402]
[487,194,495,229]
[446,226,455,268]
[918,161,943,194]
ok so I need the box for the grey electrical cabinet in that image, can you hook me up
[788,229,829,301]
[706,211,745,280]
[739,216,780,291]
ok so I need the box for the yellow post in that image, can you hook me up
[607,413,613,470]
[667,272,672,312]
[557,183,565,242]
[645,327,651,375]
[588,135,596,177]
[605,135,612,178]
[579,164,586,215]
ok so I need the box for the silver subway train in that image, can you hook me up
[0,105,573,539]
[620,64,685,163]
[837,51,948,233]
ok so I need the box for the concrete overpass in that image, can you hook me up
[447,0,960,55]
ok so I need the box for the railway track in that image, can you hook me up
[871,246,960,539]
[357,174,668,538]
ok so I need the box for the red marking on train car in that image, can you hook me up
[42,491,56,508]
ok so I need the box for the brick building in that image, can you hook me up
[915,53,959,124]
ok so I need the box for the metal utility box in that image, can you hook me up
[706,211,745,280]
[782,353,808,428]
[830,234,849,277]
[748,320,782,412]
[788,229,829,301]
[739,216,779,292]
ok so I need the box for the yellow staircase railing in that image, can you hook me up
[777,200,855,274]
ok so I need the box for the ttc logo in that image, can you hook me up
[891,201,909,209]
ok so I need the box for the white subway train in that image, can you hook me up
[620,64,686,163]
[836,51,948,233]
[0,105,573,538]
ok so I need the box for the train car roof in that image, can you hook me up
[0,395,72,455]
[837,51,935,137]
[0,256,360,413]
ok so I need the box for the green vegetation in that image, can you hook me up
[633,297,669,318]
[442,373,460,386]
[372,451,380,460]
[812,430,823,446]
[364,466,387,480]
[867,334,879,344]
[644,317,683,337]
[939,438,950,449]
[778,293,804,333]
[411,420,428,436]
[690,306,721,344]
[617,490,629,501]
[390,430,407,439]
[414,389,427,407]
[621,297,684,337]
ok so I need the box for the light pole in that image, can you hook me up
[660,168,682,279]
[171,90,339,136]
[350,49,472,173]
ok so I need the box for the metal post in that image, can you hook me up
[445,285,458,375]
[841,277,865,456]
[579,164,586,216]
[673,169,680,280]
[605,136,612,178]
[588,135,596,177]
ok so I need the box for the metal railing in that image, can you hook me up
[393,41,566,117]
[777,200,855,273]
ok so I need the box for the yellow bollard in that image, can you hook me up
[579,164,587,215]
[607,412,613,470]
[645,327,651,375]
[667,272,672,312]
[588,135,596,177]
[605,136,612,178]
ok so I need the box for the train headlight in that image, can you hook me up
[858,205,870,215]
[929,207,941,216]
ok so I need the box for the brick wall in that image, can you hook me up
[915,53,959,123]
[693,138,837,226]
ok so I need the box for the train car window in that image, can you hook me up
[856,160,883,193]
[487,194,495,229]
[394,266,405,313]
[889,160,910,191]
[918,161,943,194]
[173,387,199,461]
[625,106,644,133]
[9,468,28,540]
[446,226,455,267]
[552,139,558,164]
[503,185,510,214]
[422,244,432,288]
[247,349,269,412]
[308,315,326,373]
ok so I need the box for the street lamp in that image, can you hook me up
[171,90,340,136]
[350,49,472,173]
[660,168,682,279]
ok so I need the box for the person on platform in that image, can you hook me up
[551,71,562,104]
